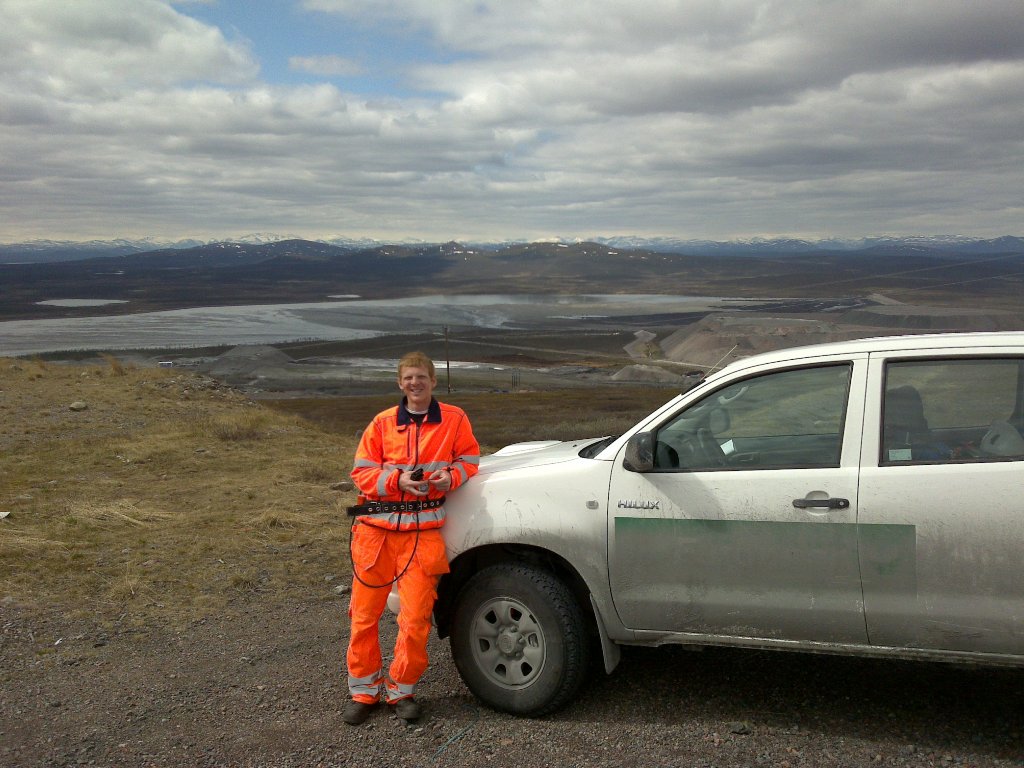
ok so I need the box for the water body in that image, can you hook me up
[0,294,753,357]
[36,299,130,307]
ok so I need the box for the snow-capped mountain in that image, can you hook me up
[1,234,1022,264]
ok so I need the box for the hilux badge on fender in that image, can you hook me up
[617,499,660,510]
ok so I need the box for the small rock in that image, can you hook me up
[728,721,752,735]
[69,401,88,411]
[333,584,351,596]
[330,481,354,491]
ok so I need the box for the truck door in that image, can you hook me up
[608,359,869,644]
[858,353,1024,655]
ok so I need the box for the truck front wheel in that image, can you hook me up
[450,563,591,716]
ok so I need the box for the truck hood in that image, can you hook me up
[478,437,607,475]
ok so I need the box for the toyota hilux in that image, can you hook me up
[421,332,1024,715]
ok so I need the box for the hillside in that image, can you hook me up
[0,357,356,625]
[3,238,1023,321]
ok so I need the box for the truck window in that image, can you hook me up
[653,364,852,471]
[882,357,1024,464]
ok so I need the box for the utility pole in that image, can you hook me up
[444,325,451,393]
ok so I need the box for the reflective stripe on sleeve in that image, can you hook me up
[451,455,479,483]
[376,467,398,496]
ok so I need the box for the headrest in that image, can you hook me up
[980,421,1024,457]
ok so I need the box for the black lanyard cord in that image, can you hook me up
[347,503,423,590]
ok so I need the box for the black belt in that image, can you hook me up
[346,496,446,517]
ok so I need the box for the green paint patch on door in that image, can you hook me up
[613,517,915,593]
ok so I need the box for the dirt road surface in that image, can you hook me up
[3,594,1022,768]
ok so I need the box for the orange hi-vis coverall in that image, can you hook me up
[347,396,480,704]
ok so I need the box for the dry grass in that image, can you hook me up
[100,352,131,376]
[189,410,278,441]
[64,498,173,528]
[0,358,354,627]
[0,530,60,554]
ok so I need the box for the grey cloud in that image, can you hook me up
[2,0,1024,241]
[398,1,1024,123]
[821,2,1024,68]
[0,93,66,127]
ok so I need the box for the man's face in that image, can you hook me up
[398,365,436,409]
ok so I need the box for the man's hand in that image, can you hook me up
[398,470,429,496]
[427,468,452,492]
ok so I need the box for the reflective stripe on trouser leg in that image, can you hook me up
[385,678,417,703]
[346,526,393,704]
[386,530,445,703]
[348,671,383,703]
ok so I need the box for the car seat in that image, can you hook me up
[979,421,1024,458]
[883,385,949,461]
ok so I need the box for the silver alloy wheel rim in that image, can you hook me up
[469,596,546,690]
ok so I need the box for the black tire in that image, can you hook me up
[450,563,591,716]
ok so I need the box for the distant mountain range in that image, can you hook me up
[3,235,1023,324]
[2,234,1023,264]
[595,234,1024,256]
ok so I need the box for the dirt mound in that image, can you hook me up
[623,330,659,360]
[838,305,1024,331]
[659,314,859,370]
[200,344,294,381]
[611,364,683,383]
[658,306,1024,371]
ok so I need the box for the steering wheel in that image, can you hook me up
[655,440,680,469]
[696,428,728,467]
[717,385,748,405]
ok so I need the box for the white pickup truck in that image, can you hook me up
[423,331,1024,716]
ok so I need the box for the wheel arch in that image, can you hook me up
[435,543,619,672]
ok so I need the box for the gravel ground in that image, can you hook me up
[2,595,1022,768]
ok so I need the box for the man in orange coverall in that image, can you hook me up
[343,351,480,725]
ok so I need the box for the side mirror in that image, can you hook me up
[623,432,655,472]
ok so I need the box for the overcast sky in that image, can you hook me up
[2,0,1023,243]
